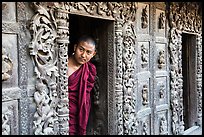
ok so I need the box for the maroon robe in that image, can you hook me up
[68,61,96,135]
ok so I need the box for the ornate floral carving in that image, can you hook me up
[2,47,13,81]
[169,2,202,33]
[122,21,137,135]
[29,2,59,135]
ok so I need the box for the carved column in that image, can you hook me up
[122,21,137,135]
[196,34,202,126]
[115,19,124,135]
[55,9,69,135]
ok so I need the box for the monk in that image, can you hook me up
[68,35,97,135]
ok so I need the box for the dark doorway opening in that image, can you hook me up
[69,14,114,135]
[182,33,197,130]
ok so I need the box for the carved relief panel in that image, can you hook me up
[137,3,150,34]
[2,34,18,89]
[156,43,167,71]
[2,100,19,135]
[156,9,166,37]
[138,42,150,71]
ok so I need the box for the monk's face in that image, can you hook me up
[74,41,96,65]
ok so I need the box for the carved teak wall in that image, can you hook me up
[2,2,202,135]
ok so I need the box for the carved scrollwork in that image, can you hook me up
[122,21,137,135]
[2,47,13,81]
[45,2,137,22]
[169,2,202,33]
[29,2,59,135]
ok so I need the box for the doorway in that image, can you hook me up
[69,14,114,135]
[182,33,197,130]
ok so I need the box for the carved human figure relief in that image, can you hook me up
[159,12,165,29]
[2,47,13,81]
[158,50,165,69]
[159,116,168,135]
[142,85,148,105]
[141,44,148,67]
[142,121,148,135]
[2,106,12,135]
[159,84,165,99]
[141,5,148,29]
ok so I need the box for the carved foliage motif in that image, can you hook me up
[122,21,137,135]
[169,2,202,33]
[168,2,202,135]
[44,2,138,22]
[2,47,13,81]
[29,2,59,135]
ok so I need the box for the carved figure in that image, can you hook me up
[141,44,148,67]
[159,12,165,29]
[158,50,165,69]
[159,116,168,135]
[142,85,148,105]
[141,5,148,29]
[2,48,13,81]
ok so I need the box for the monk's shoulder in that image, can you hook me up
[87,62,96,75]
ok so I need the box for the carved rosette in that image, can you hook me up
[29,2,59,135]
[168,2,202,135]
